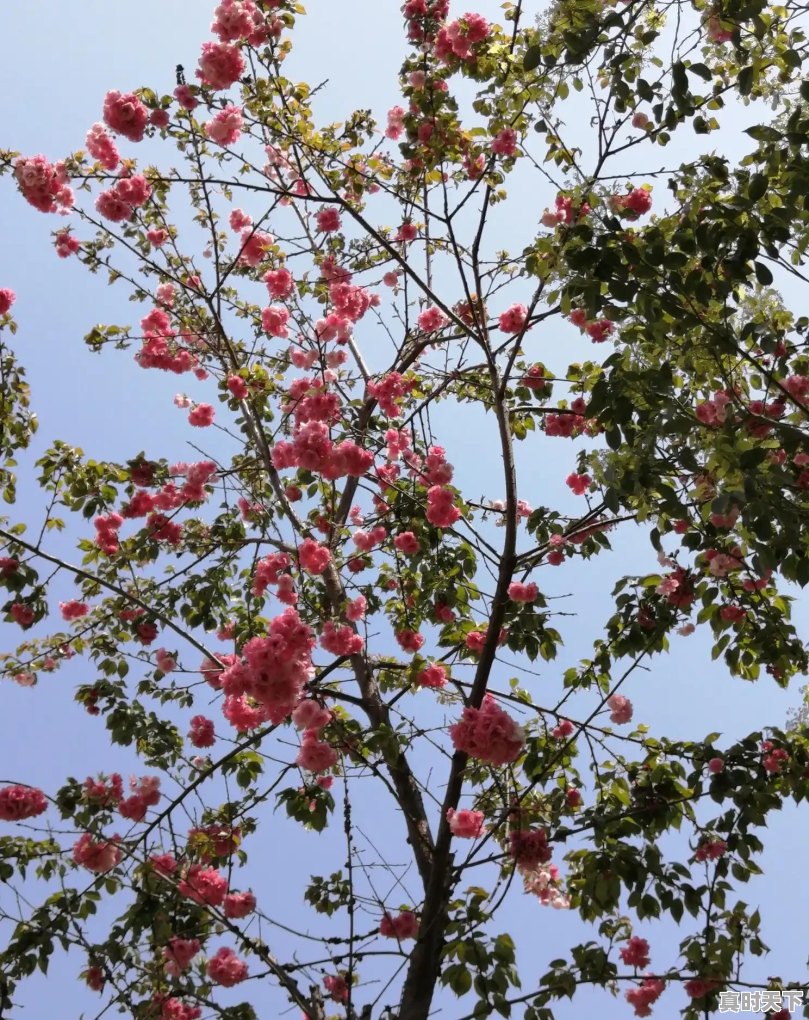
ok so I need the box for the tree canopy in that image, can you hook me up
[1,1,809,1018]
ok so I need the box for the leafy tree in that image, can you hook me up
[1,1,809,1018]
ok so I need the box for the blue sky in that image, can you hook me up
[1,2,807,1018]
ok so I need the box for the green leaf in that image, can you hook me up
[748,173,768,201]
[754,261,773,285]
[523,46,542,72]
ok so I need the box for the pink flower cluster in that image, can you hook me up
[84,773,124,805]
[435,13,490,62]
[207,946,248,986]
[394,531,421,555]
[523,863,570,908]
[0,289,15,315]
[197,41,246,90]
[14,155,74,214]
[86,124,120,170]
[264,267,294,299]
[607,694,633,724]
[73,832,123,873]
[317,208,341,233]
[103,91,149,142]
[569,308,615,343]
[368,372,411,417]
[224,889,256,918]
[297,730,339,773]
[509,827,552,870]
[492,128,517,157]
[298,537,331,574]
[396,629,424,653]
[508,581,538,603]
[695,389,732,427]
[96,174,152,223]
[163,937,201,976]
[426,485,461,528]
[566,472,592,495]
[159,999,201,1020]
[219,608,316,726]
[123,461,218,523]
[94,512,123,554]
[380,910,418,940]
[418,306,449,332]
[620,936,651,969]
[211,0,270,46]
[695,837,728,862]
[626,977,665,1017]
[238,228,274,265]
[188,403,215,427]
[762,741,789,774]
[204,105,244,145]
[324,974,350,1003]
[262,304,290,337]
[498,303,529,333]
[449,695,525,765]
[272,422,374,481]
[684,977,722,999]
[446,808,485,838]
[8,599,32,624]
[320,620,364,656]
[0,785,48,821]
[465,626,507,654]
[178,864,228,906]
[541,193,588,227]
[118,775,160,821]
[545,399,588,439]
[417,663,448,688]
[253,552,294,601]
[292,698,336,773]
[386,105,406,140]
[610,187,652,217]
[59,600,89,620]
[189,715,216,748]
[705,13,733,43]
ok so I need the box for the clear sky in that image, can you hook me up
[1,2,807,1018]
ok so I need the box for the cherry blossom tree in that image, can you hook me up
[2,1,809,1019]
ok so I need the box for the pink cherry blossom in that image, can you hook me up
[223,890,256,918]
[620,936,651,969]
[102,91,148,142]
[492,128,517,157]
[73,833,123,873]
[324,975,350,1003]
[188,403,215,427]
[416,663,448,688]
[498,303,529,333]
[85,123,120,170]
[379,910,418,940]
[446,808,485,838]
[449,695,524,765]
[607,694,633,724]
[316,208,341,232]
[626,977,665,1017]
[197,42,246,90]
[178,864,228,906]
[162,937,201,976]
[0,785,48,821]
[189,715,216,748]
[14,155,74,214]
[204,104,244,145]
[207,946,248,986]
